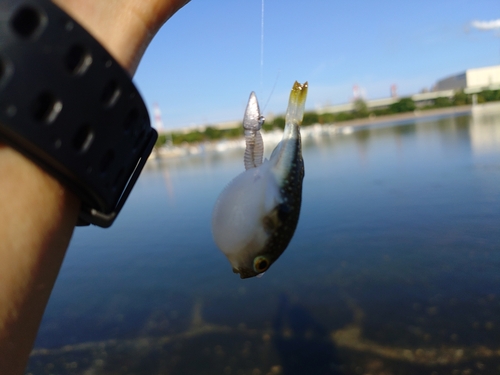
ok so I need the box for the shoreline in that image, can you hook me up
[328,105,473,129]
[149,103,500,160]
[326,101,500,130]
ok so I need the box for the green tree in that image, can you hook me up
[481,89,500,102]
[433,97,452,108]
[302,112,319,126]
[224,126,243,138]
[261,119,274,131]
[353,98,369,118]
[389,98,416,113]
[334,112,355,122]
[452,91,468,106]
[155,133,167,147]
[318,113,335,124]
[272,116,286,129]
[372,108,390,116]
[204,126,222,140]
[475,93,486,104]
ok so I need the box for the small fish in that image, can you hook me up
[212,81,308,278]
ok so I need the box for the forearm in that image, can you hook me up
[0,0,189,373]
[0,145,80,374]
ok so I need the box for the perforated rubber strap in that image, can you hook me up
[0,0,157,227]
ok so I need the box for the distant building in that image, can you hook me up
[435,65,500,91]
[390,84,398,98]
[153,103,164,132]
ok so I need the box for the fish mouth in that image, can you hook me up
[232,267,259,279]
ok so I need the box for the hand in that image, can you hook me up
[0,1,189,373]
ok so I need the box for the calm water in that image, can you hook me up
[28,111,500,375]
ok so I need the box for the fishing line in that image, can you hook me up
[261,70,280,114]
[260,0,265,93]
[258,0,279,116]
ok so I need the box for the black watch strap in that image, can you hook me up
[0,0,157,227]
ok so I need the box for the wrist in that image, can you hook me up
[52,0,145,73]
[0,0,157,227]
[52,0,190,74]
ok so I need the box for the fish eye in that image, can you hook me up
[253,255,270,273]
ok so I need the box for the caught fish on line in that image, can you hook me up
[212,81,308,278]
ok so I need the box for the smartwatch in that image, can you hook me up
[0,0,157,227]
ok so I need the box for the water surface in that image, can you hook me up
[28,111,500,375]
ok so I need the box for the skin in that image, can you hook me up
[0,0,189,373]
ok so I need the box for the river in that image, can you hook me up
[27,108,500,375]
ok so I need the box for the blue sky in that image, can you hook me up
[133,0,500,129]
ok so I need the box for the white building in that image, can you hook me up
[435,65,500,91]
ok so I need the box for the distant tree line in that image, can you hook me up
[156,88,500,147]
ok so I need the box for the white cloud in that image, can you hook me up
[471,19,500,30]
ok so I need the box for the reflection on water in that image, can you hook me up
[273,295,340,375]
[27,111,500,375]
[470,111,500,155]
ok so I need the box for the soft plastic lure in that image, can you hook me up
[212,81,308,278]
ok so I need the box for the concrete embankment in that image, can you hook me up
[340,101,500,130]
[330,105,472,129]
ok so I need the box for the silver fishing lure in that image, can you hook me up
[212,81,308,278]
